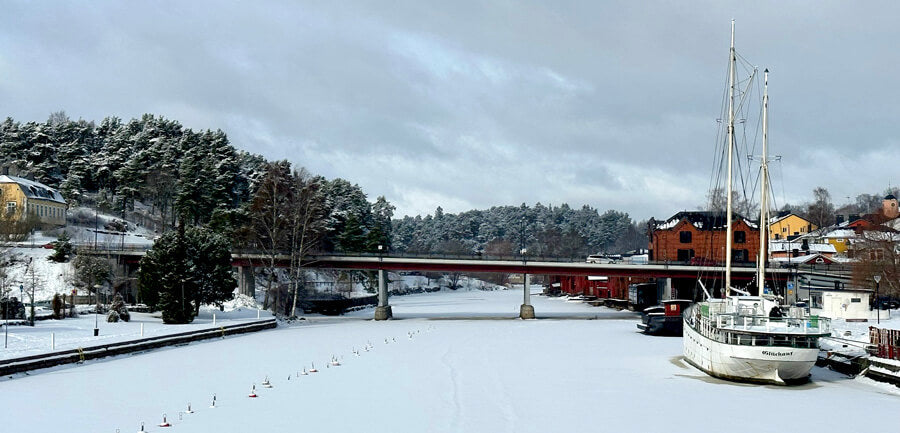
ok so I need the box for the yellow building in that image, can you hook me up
[768,213,816,240]
[0,175,67,227]
[822,229,855,254]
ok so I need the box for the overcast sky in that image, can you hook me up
[2,1,898,220]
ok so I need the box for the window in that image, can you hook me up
[679,231,692,243]
[677,249,694,262]
[850,298,861,303]
[734,231,746,243]
[6,201,16,215]
[732,249,748,262]
[811,292,823,309]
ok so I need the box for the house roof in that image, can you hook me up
[769,241,836,254]
[768,213,811,226]
[768,253,838,265]
[807,287,874,294]
[0,175,66,204]
[822,229,857,239]
[655,211,757,231]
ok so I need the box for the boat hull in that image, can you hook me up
[637,316,683,336]
[682,318,819,385]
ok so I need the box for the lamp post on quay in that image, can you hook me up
[873,274,881,325]
[93,284,102,336]
[4,286,11,348]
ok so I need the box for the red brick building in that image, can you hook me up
[649,211,761,264]
[555,275,651,299]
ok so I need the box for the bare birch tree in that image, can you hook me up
[287,169,326,317]
[249,161,293,311]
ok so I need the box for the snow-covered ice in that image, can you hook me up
[3,288,899,432]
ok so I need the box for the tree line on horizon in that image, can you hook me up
[3,112,897,319]
[392,204,647,258]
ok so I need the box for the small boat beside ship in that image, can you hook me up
[637,299,692,336]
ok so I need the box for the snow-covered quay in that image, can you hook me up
[4,289,899,432]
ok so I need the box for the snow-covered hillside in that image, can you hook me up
[1,207,157,303]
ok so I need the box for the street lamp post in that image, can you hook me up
[4,287,8,348]
[874,274,881,325]
[93,284,101,336]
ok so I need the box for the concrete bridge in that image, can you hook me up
[82,246,837,320]
[231,253,794,320]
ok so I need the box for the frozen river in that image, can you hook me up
[4,288,899,432]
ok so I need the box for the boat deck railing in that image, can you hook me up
[714,313,831,335]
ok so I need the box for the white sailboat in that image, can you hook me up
[682,22,831,385]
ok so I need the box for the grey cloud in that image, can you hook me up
[2,1,898,221]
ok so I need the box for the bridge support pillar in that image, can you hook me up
[237,266,255,298]
[375,269,392,320]
[520,273,535,319]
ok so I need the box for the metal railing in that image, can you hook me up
[715,313,831,334]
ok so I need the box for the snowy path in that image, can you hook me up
[1,307,266,360]
[4,289,900,432]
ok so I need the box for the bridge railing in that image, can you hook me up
[70,245,855,274]
[76,243,153,253]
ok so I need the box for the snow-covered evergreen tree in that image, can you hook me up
[138,225,235,323]
[107,293,130,322]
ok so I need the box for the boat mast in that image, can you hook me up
[725,20,736,295]
[757,69,769,296]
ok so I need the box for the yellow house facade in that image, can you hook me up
[768,213,816,240]
[822,229,855,254]
[0,175,67,227]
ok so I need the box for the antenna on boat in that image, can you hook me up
[725,19,736,295]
